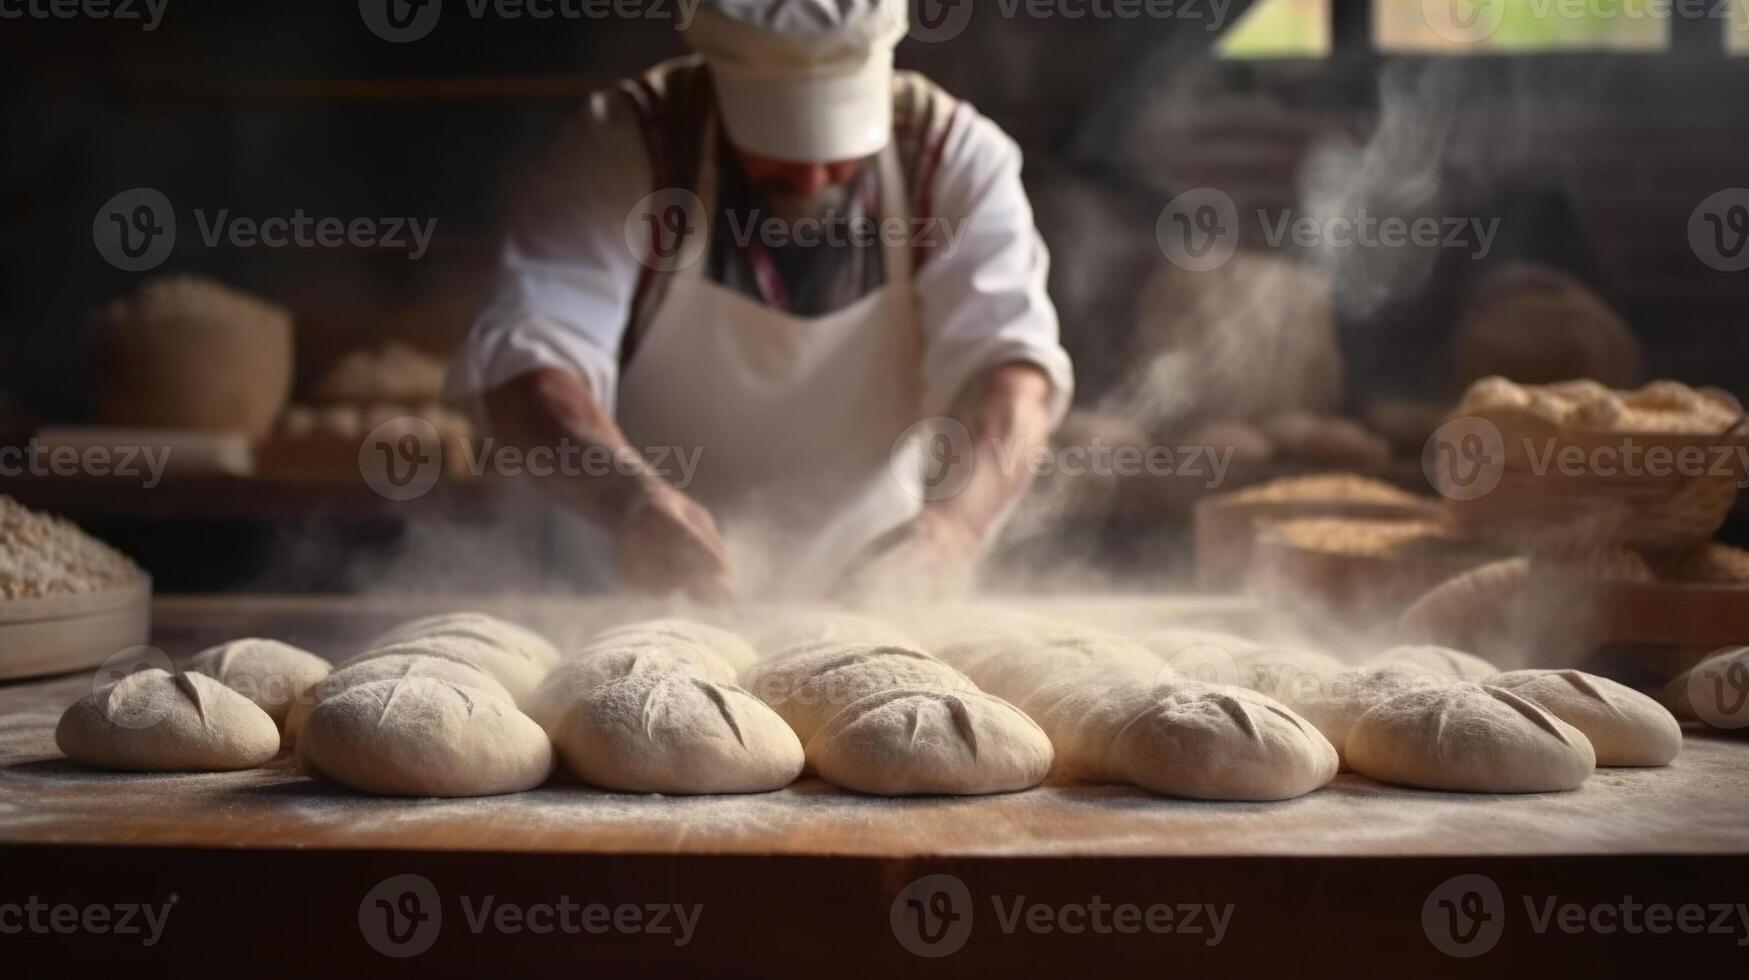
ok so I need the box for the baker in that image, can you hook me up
[454,0,1073,599]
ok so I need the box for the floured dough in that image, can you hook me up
[743,645,974,745]
[1022,674,1337,801]
[57,669,280,771]
[297,677,552,797]
[586,618,757,673]
[528,642,738,731]
[283,650,511,745]
[552,672,802,794]
[346,625,554,708]
[1369,644,1497,682]
[808,687,1053,796]
[186,638,331,733]
[1273,664,1458,769]
[1346,683,1596,792]
[1489,669,1681,766]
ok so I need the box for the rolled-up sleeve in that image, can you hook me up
[451,93,651,412]
[914,108,1075,422]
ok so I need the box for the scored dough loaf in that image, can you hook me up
[552,672,802,794]
[298,677,552,797]
[1346,683,1596,793]
[57,669,280,772]
[1021,673,1337,801]
[186,638,331,734]
[346,622,555,709]
[282,650,512,745]
[1489,669,1681,766]
[1272,664,1458,770]
[742,644,975,746]
[808,687,1053,796]
[1368,644,1498,682]
[528,638,740,732]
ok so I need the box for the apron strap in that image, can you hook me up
[623,115,919,369]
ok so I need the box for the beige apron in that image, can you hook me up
[615,124,927,596]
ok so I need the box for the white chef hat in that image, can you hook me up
[683,0,909,163]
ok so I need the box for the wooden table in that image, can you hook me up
[2,595,1746,976]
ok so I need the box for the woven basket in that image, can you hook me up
[1440,411,1748,550]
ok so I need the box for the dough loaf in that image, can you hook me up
[743,644,975,745]
[283,650,511,745]
[552,672,802,794]
[297,677,552,797]
[57,669,280,771]
[528,630,741,732]
[1346,683,1596,792]
[1489,669,1681,766]
[349,616,557,707]
[1023,674,1337,801]
[808,687,1053,796]
[1273,664,1457,769]
[186,638,331,735]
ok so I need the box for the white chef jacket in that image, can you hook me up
[454,69,1074,425]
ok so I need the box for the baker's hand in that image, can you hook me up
[833,510,983,601]
[615,482,735,603]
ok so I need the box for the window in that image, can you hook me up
[1732,0,1749,55]
[1216,0,1331,59]
[1376,0,1668,53]
[1218,1,1704,59]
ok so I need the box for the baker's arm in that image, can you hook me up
[453,94,732,599]
[925,360,1056,545]
[836,104,1073,595]
[482,368,733,601]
